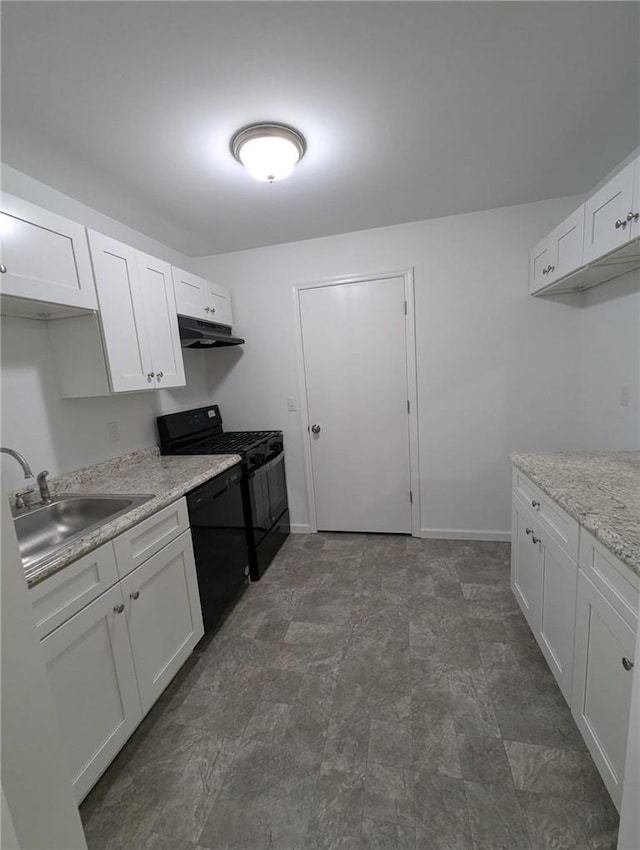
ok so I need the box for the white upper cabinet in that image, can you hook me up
[583,156,640,264]
[49,233,186,396]
[136,252,185,388]
[89,231,153,393]
[173,266,233,327]
[529,155,640,296]
[0,193,97,315]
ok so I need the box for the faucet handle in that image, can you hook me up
[14,487,35,510]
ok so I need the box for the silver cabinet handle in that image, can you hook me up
[204,306,211,312]
[0,264,6,273]
[548,265,554,272]
[129,591,140,600]
[615,219,627,229]
[531,535,541,544]
[311,424,321,434]
[211,306,216,313]
[157,371,164,379]
[542,267,548,275]
[531,500,540,508]
[113,604,125,614]
[525,528,533,535]
[627,211,640,223]
[622,657,635,671]
[147,372,155,379]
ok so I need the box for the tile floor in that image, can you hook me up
[80,534,619,850]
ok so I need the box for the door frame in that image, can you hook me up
[292,268,420,536]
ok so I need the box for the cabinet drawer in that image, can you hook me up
[30,543,119,640]
[578,528,638,626]
[512,468,579,561]
[113,498,188,578]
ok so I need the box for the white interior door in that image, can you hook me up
[300,276,411,533]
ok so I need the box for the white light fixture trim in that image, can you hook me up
[231,123,306,182]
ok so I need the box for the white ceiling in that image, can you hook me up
[2,2,639,257]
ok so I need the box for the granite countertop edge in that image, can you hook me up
[25,448,242,589]
[510,451,639,578]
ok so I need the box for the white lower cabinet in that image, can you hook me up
[41,583,142,802]
[511,497,542,632]
[511,466,638,812]
[33,499,204,802]
[511,493,576,702]
[122,531,203,714]
[572,570,636,810]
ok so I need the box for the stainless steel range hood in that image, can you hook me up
[178,316,245,349]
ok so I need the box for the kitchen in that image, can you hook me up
[1,3,639,850]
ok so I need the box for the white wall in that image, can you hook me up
[0,167,214,491]
[574,270,640,449]
[194,198,586,536]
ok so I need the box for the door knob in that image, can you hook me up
[129,591,140,600]
[622,657,635,671]
[311,424,321,434]
[113,604,125,614]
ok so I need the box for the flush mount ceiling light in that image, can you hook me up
[231,122,306,183]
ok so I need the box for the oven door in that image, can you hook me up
[248,451,288,545]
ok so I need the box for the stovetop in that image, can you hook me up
[175,431,280,456]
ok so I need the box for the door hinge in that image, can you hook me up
[409,490,413,504]
[404,300,408,315]
[407,400,410,414]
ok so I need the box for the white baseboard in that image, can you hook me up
[290,523,313,534]
[418,528,511,543]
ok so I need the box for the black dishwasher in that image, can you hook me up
[186,463,249,633]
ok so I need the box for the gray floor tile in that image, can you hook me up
[142,834,193,850]
[464,780,531,849]
[368,718,413,767]
[456,733,513,787]
[363,761,415,825]
[450,668,501,738]
[412,712,462,778]
[505,740,609,803]
[361,817,416,850]
[304,756,366,849]
[324,712,370,771]
[516,791,619,850]
[413,769,473,849]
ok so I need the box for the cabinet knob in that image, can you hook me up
[157,371,164,379]
[113,604,125,614]
[542,267,548,275]
[0,264,6,274]
[548,265,554,272]
[129,591,140,600]
[311,424,321,434]
[531,500,540,508]
[531,535,541,544]
[148,372,155,379]
[204,306,210,312]
[627,211,639,223]
[622,657,635,671]
[614,219,627,230]
[211,306,216,313]
[525,527,533,535]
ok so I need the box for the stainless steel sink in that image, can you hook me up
[14,493,153,573]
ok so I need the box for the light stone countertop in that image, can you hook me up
[23,447,241,588]
[510,451,640,577]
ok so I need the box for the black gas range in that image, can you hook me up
[157,405,290,582]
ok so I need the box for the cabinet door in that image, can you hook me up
[41,584,142,802]
[572,570,636,810]
[136,252,186,389]
[538,534,577,703]
[121,530,204,715]
[172,266,207,320]
[88,231,153,392]
[0,193,97,310]
[583,157,638,264]
[511,498,543,633]
[548,206,585,284]
[529,236,556,294]
[204,279,233,326]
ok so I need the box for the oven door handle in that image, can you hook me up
[250,450,285,477]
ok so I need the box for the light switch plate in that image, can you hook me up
[287,397,297,412]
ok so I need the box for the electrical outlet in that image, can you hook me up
[107,421,120,442]
[619,385,631,407]
[287,397,297,412]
